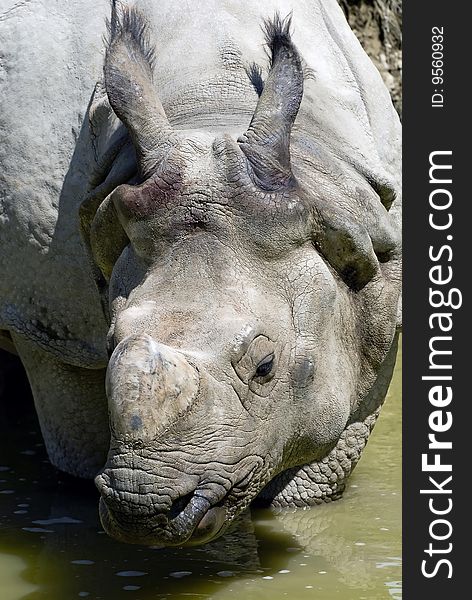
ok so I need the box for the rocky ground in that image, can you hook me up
[338,0,402,117]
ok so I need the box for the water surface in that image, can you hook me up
[0,347,401,599]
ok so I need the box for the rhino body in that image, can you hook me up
[0,0,401,545]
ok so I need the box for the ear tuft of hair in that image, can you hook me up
[261,12,295,68]
[239,12,304,191]
[106,0,156,73]
[246,62,265,96]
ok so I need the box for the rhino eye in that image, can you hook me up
[255,354,275,379]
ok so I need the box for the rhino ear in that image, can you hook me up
[105,2,174,178]
[238,14,304,190]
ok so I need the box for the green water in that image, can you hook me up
[0,347,401,600]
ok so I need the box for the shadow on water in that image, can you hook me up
[0,348,402,600]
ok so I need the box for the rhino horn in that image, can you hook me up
[104,3,174,178]
[238,14,304,191]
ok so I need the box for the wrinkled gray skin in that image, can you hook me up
[0,0,401,546]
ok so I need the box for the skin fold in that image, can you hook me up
[0,0,401,546]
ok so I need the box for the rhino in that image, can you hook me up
[0,0,401,546]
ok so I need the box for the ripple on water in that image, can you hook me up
[116,571,148,577]
[33,517,83,525]
[169,571,192,578]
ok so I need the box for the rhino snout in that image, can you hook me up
[105,333,200,441]
[97,482,227,546]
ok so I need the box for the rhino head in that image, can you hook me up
[83,8,401,546]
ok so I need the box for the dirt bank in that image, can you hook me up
[339,0,402,116]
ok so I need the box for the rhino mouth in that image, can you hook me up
[96,462,266,546]
[98,491,227,546]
